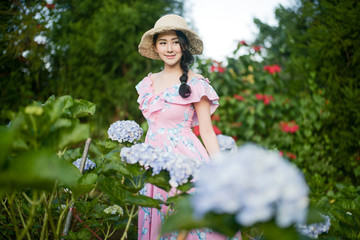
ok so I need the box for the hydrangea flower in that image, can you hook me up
[72,157,96,171]
[296,215,331,238]
[120,143,201,187]
[104,205,124,216]
[192,144,309,228]
[107,120,143,143]
[217,134,237,152]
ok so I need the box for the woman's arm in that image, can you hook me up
[194,96,220,156]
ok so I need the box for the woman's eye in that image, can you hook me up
[173,41,179,44]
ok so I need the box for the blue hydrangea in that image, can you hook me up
[192,144,309,228]
[120,143,201,188]
[217,134,237,152]
[296,215,331,238]
[107,120,143,143]
[72,157,96,171]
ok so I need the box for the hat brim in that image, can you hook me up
[139,27,203,60]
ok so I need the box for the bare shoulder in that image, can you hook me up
[188,70,204,80]
[150,72,161,81]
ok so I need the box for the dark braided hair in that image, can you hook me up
[153,30,194,98]
[175,30,194,98]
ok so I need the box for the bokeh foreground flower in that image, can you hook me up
[192,144,309,228]
[120,143,201,188]
[107,120,143,143]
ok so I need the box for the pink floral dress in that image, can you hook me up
[136,73,240,240]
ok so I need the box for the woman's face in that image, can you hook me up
[155,31,182,67]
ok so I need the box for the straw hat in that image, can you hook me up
[138,14,203,60]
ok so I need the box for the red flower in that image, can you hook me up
[233,94,244,101]
[192,125,222,136]
[209,60,226,73]
[255,93,274,105]
[252,46,261,52]
[279,151,284,156]
[212,125,222,135]
[255,93,263,100]
[211,114,220,121]
[263,64,281,74]
[286,152,297,160]
[239,40,248,46]
[263,95,274,105]
[279,121,299,133]
[46,4,55,9]
[230,122,242,127]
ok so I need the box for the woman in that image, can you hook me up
[136,14,239,240]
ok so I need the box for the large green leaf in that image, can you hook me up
[68,99,96,118]
[145,170,172,192]
[0,126,14,169]
[124,194,163,209]
[71,173,98,196]
[0,149,81,192]
[100,150,144,177]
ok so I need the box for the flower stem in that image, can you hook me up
[120,205,136,240]
[18,190,39,240]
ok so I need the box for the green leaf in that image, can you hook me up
[177,181,193,193]
[56,122,90,150]
[145,170,172,192]
[124,194,163,209]
[0,126,14,169]
[100,151,144,177]
[68,99,96,118]
[0,149,81,192]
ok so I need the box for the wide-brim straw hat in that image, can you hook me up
[138,14,203,60]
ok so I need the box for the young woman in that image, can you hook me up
[136,14,239,240]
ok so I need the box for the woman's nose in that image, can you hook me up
[167,44,173,52]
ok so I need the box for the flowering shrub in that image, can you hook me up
[107,120,143,143]
[120,143,202,187]
[192,144,309,227]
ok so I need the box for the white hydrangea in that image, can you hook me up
[192,144,309,228]
[217,134,237,152]
[104,205,124,216]
[72,157,96,171]
[107,120,143,143]
[296,214,331,238]
[120,143,201,188]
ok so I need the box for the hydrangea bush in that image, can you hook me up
[120,143,202,187]
[192,144,309,228]
[107,120,143,143]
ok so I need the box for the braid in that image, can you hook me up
[176,31,194,98]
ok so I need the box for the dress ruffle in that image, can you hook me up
[135,73,219,126]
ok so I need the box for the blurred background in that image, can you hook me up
[1,0,360,238]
